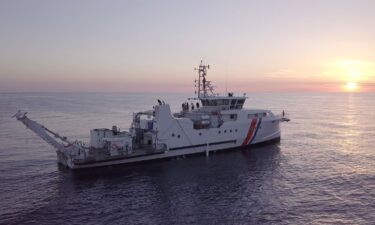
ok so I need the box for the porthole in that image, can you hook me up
[177,135,181,138]
[172,133,175,137]
[199,132,202,136]
[235,129,238,132]
[224,130,227,133]
[230,129,232,133]
[218,131,221,134]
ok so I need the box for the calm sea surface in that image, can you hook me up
[0,93,374,224]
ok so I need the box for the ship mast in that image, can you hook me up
[195,60,213,99]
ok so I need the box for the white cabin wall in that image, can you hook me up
[162,118,195,148]
[154,104,174,135]
[154,106,281,150]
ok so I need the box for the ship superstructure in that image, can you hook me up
[14,61,289,169]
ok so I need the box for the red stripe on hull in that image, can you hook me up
[242,118,257,146]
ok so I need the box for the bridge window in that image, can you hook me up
[237,99,245,105]
[230,114,237,120]
[230,100,237,109]
[213,100,219,106]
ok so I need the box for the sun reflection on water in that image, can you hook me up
[339,94,362,155]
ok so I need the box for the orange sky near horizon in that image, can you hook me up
[2,58,373,93]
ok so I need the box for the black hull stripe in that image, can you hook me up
[169,140,237,151]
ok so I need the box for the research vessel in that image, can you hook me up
[14,61,289,169]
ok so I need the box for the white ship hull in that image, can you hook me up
[63,136,281,170]
[61,106,283,169]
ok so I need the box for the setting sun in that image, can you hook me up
[345,82,358,92]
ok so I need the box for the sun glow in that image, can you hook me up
[323,60,375,92]
[344,82,358,92]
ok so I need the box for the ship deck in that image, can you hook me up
[74,146,164,165]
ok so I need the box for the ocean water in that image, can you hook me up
[0,93,374,225]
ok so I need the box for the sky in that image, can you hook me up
[0,0,375,93]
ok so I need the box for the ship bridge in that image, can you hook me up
[189,61,247,111]
[200,95,246,110]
